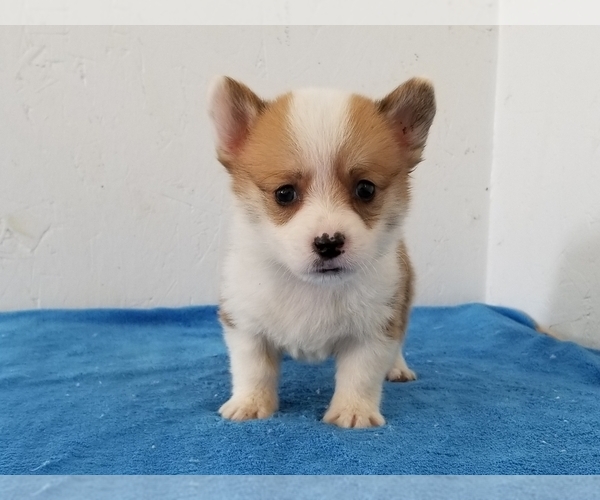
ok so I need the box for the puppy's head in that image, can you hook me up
[208,77,435,284]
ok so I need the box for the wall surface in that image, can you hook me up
[487,26,600,348]
[0,26,498,309]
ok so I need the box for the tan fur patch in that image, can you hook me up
[385,241,415,341]
[334,95,418,229]
[218,307,236,329]
[222,94,316,226]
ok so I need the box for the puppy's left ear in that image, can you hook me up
[377,77,436,153]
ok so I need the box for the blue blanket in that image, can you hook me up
[1,304,599,474]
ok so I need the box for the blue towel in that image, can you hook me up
[1,303,599,474]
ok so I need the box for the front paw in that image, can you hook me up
[219,392,278,421]
[323,402,385,428]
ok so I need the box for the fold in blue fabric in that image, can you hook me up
[1,303,599,474]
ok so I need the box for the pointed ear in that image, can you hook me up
[207,76,267,163]
[377,77,436,152]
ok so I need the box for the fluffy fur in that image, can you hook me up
[208,76,436,428]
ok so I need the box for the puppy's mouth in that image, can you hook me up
[316,267,342,274]
[301,263,354,284]
[302,257,354,282]
[310,262,352,278]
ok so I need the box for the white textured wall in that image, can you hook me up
[487,26,600,348]
[0,26,497,309]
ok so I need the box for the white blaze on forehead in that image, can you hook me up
[288,88,352,178]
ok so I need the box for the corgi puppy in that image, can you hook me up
[208,76,436,428]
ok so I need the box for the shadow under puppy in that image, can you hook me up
[208,76,436,428]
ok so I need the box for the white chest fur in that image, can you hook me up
[221,236,402,362]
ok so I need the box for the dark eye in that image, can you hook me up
[275,185,298,205]
[355,180,376,201]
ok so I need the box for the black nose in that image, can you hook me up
[313,232,345,259]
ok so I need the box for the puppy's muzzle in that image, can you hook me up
[313,232,345,260]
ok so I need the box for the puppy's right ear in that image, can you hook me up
[208,76,266,166]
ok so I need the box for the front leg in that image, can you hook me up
[219,326,281,421]
[323,338,398,428]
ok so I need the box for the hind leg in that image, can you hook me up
[386,349,416,382]
[386,243,417,383]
